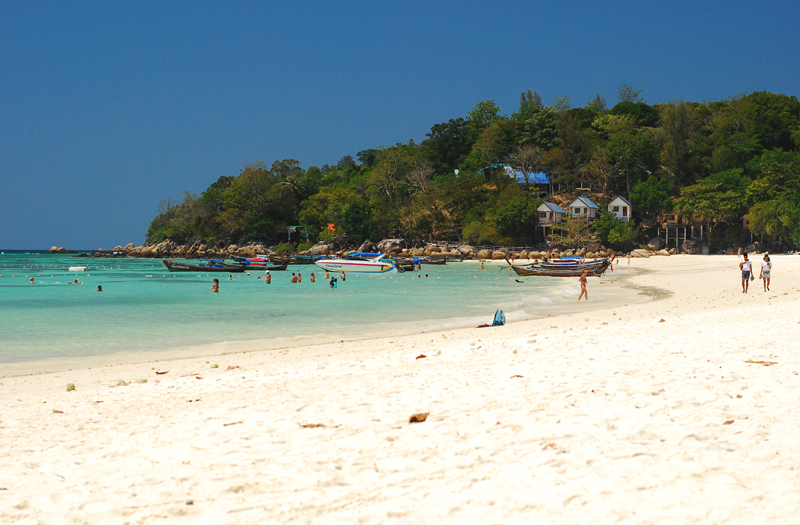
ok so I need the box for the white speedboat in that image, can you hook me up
[314,253,396,273]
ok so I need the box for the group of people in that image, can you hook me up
[739,252,772,293]
[212,269,349,292]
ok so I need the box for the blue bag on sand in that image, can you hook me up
[492,309,506,326]
[478,309,505,328]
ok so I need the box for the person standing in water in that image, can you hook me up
[341,271,346,282]
[291,273,297,283]
[760,254,772,291]
[578,270,588,301]
[739,253,752,293]
[310,272,316,283]
[297,272,302,283]
[211,278,219,293]
[324,270,330,280]
[265,270,271,284]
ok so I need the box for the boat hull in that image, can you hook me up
[162,259,247,273]
[314,259,395,273]
[510,258,611,277]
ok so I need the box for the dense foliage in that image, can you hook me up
[147,87,800,250]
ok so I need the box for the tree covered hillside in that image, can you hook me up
[147,86,800,251]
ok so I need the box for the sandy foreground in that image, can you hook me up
[2,255,800,524]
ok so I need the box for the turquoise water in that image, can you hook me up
[0,253,583,365]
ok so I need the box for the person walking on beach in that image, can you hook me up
[578,270,588,301]
[739,253,752,293]
[760,254,772,291]
[211,278,219,293]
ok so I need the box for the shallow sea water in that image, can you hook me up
[0,253,614,366]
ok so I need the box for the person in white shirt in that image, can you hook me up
[760,254,772,291]
[739,253,752,293]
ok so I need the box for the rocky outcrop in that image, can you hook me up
[377,238,405,254]
[647,236,664,250]
[682,239,702,255]
[630,248,651,258]
[477,249,492,260]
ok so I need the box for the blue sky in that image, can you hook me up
[1,1,798,249]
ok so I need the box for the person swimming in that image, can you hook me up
[97,285,103,292]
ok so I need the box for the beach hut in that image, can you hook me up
[567,197,598,221]
[538,201,566,225]
[607,196,632,221]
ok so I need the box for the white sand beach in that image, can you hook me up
[2,254,800,524]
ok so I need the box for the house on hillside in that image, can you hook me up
[567,197,598,221]
[607,196,632,221]
[503,166,550,195]
[538,202,566,225]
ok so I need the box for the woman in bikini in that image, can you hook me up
[578,270,588,301]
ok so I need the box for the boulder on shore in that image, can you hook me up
[492,250,507,260]
[477,249,492,260]
[377,238,405,253]
[648,236,664,250]
[682,239,702,255]
[630,248,651,258]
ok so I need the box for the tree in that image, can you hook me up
[464,119,520,177]
[589,93,607,113]
[746,150,800,244]
[594,113,652,195]
[518,106,558,150]
[422,118,471,174]
[674,169,751,244]
[608,101,660,128]
[593,208,639,248]
[629,175,673,222]
[553,95,571,112]
[617,84,644,104]
[586,147,617,198]
[465,100,503,144]
[659,101,699,187]
[507,144,546,186]
[494,185,541,242]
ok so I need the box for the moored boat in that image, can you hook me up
[162,258,247,273]
[506,254,614,278]
[314,253,396,273]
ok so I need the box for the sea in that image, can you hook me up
[0,251,620,370]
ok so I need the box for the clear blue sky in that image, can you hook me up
[1,1,798,249]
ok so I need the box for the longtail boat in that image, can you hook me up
[162,258,247,273]
[506,253,614,278]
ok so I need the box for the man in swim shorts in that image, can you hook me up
[739,253,752,293]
